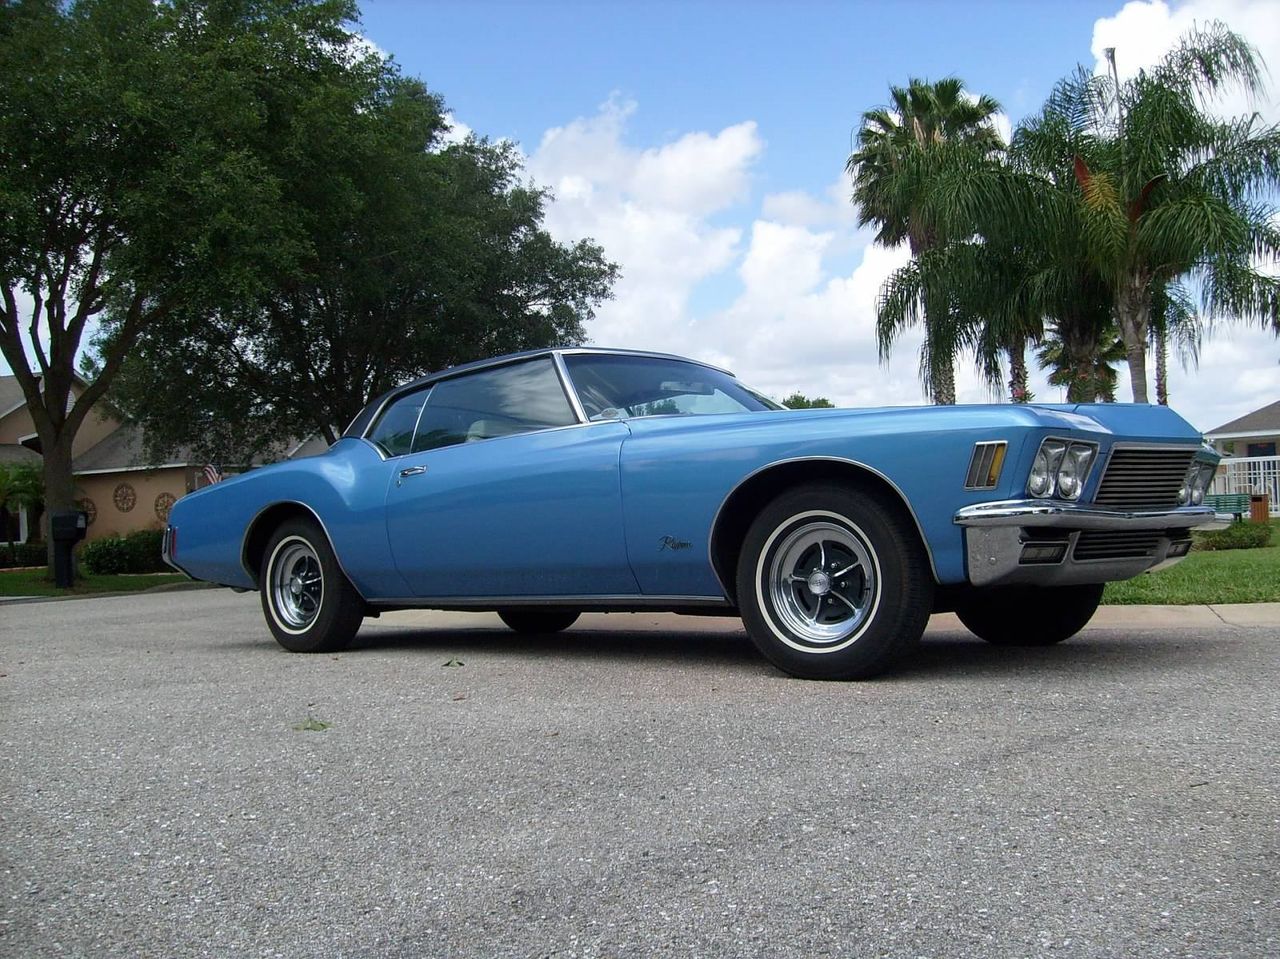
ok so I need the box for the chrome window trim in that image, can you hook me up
[552,351,589,423]
[362,419,626,462]
[365,356,581,458]
[407,384,435,454]
[354,348,741,441]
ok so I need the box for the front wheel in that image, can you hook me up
[260,518,364,653]
[736,483,933,680]
[497,609,581,634]
[954,583,1104,646]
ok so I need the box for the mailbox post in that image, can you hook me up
[50,510,88,589]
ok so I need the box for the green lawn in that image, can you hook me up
[1103,519,1280,605]
[0,568,189,597]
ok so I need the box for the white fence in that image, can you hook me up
[1209,455,1280,516]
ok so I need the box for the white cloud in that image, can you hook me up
[440,112,472,146]
[761,176,859,229]
[524,97,762,348]
[510,83,1277,429]
[1091,0,1280,123]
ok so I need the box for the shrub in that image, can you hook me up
[80,529,166,574]
[123,528,166,573]
[0,541,48,569]
[81,535,130,574]
[1193,521,1273,552]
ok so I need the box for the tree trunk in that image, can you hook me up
[1155,326,1169,406]
[931,363,956,405]
[1061,319,1099,403]
[40,433,78,571]
[1116,275,1151,403]
[1007,337,1029,403]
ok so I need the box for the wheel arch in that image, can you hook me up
[709,457,939,603]
[241,501,363,599]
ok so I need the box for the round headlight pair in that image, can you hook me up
[1184,462,1215,506]
[1028,439,1097,501]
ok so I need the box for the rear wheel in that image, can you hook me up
[497,609,581,634]
[954,583,1104,646]
[736,482,933,680]
[260,518,364,653]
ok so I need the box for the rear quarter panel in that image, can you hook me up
[167,439,407,597]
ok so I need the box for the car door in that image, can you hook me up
[380,357,638,599]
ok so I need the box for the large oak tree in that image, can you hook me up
[0,0,374,550]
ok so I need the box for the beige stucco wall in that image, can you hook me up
[0,384,121,454]
[0,407,33,445]
[76,467,194,541]
[1212,433,1280,456]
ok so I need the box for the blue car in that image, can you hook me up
[164,348,1217,679]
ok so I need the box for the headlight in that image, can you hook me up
[1056,444,1096,501]
[1027,438,1096,500]
[1188,462,1215,505]
[1028,440,1066,498]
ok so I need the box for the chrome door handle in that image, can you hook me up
[399,465,427,478]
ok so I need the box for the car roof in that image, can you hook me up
[342,347,734,439]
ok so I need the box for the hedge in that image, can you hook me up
[1193,521,1274,552]
[0,541,48,569]
[81,529,167,574]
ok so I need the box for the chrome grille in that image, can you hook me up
[1094,447,1195,509]
[1073,530,1163,561]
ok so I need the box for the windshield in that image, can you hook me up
[564,354,782,420]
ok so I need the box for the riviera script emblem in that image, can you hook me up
[659,535,692,552]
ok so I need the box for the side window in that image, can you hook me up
[367,389,429,457]
[413,358,577,453]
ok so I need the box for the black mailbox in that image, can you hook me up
[51,510,88,589]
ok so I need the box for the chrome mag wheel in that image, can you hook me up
[736,483,932,680]
[763,514,880,651]
[268,536,325,632]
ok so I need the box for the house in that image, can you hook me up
[1204,399,1280,458]
[0,374,306,545]
[1205,399,1280,516]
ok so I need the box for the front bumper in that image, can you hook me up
[954,500,1214,587]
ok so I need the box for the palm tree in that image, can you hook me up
[1036,25,1280,402]
[848,77,1003,404]
[1148,281,1202,405]
[1037,320,1126,402]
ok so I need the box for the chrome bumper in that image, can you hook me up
[953,500,1213,587]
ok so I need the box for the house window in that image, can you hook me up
[1246,442,1276,457]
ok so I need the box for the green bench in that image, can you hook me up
[1203,492,1250,520]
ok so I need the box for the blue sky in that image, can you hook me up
[355,0,1280,432]
[7,1,1274,433]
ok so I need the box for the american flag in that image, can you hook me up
[202,464,223,486]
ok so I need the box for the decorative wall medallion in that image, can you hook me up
[155,492,176,522]
[113,482,137,513]
[77,498,97,526]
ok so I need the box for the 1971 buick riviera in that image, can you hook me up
[164,348,1217,680]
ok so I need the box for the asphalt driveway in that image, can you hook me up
[2,590,1278,958]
